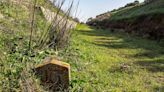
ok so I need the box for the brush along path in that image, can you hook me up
[70,25,164,91]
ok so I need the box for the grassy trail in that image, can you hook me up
[70,25,164,92]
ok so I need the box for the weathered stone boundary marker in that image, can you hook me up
[34,57,70,91]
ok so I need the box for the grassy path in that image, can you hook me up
[69,25,164,92]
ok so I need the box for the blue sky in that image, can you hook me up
[72,0,144,22]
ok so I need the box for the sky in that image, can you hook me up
[72,0,145,22]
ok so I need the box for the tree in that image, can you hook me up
[87,17,93,22]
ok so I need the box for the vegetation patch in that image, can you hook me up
[87,0,164,42]
[66,25,164,91]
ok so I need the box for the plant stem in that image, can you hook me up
[29,0,37,52]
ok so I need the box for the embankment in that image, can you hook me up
[101,13,164,41]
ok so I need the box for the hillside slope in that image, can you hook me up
[87,0,164,42]
[0,0,77,91]
[110,0,164,20]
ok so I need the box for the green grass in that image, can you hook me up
[67,24,164,91]
[0,0,76,91]
[0,1,53,91]
[0,0,164,91]
[109,0,164,20]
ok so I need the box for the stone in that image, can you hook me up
[34,57,70,91]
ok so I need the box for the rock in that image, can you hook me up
[120,64,131,70]
[34,57,70,91]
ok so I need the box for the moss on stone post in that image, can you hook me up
[34,57,70,91]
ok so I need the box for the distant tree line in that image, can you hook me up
[144,0,156,4]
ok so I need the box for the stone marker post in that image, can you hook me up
[34,57,70,91]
